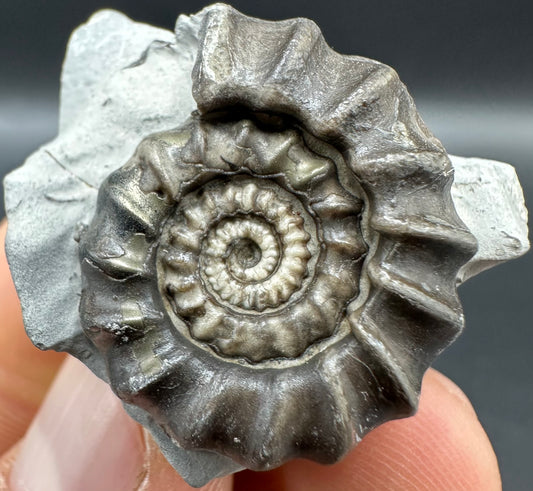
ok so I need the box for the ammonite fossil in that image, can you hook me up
[79,3,478,472]
[4,4,529,487]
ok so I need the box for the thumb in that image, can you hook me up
[3,356,232,491]
[0,219,65,454]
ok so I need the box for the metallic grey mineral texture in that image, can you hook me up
[3,4,530,487]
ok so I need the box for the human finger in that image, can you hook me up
[2,356,232,491]
[0,219,65,454]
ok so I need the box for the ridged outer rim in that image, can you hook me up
[78,4,477,471]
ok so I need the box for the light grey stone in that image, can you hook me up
[59,10,175,132]
[3,5,529,487]
[450,155,529,282]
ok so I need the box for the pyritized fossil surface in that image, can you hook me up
[4,4,529,487]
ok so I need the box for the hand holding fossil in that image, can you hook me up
[0,223,501,490]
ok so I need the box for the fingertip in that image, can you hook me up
[420,369,502,490]
[424,369,477,417]
[271,368,501,491]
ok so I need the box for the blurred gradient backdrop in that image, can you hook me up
[1,1,531,489]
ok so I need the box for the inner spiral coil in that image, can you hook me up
[209,217,278,283]
[202,210,311,311]
[160,177,315,316]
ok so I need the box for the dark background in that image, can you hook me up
[1,0,531,488]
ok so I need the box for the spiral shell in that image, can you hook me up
[78,4,477,475]
[156,161,365,361]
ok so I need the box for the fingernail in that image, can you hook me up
[0,441,21,488]
[425,368,476,416]
[9,356,146,491]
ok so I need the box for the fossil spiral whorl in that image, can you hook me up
[157,166,364,362]
[78,4,477,474]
